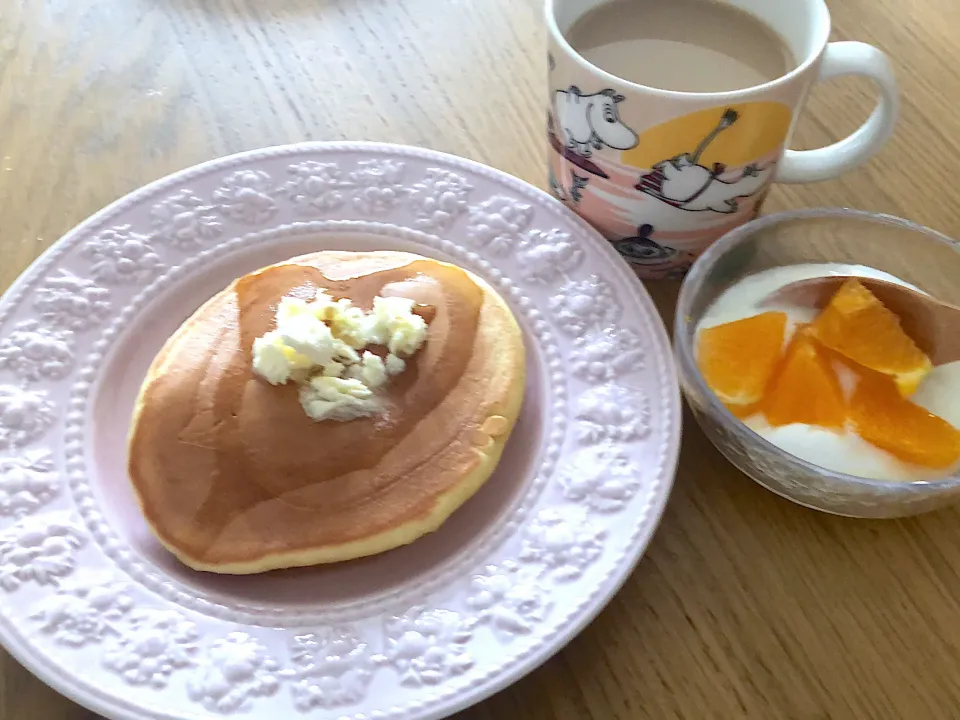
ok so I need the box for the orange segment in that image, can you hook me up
[696,312,787,411]
[810,279,932,396]
[726,402,759,419]
[851,370,960,468]
[761,330,846,428]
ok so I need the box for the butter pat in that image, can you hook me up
[322,361,345,378]
[299,376,381,422]
[385,353,405,375]
[251,331,311,385]
[251,287,431,421]
[347,351,388,389]
[311,292,370,349]
[365,296,429,356]
[277,312,336,366]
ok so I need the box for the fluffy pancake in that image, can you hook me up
[127,251,526,574]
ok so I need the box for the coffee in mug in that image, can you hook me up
[567,0,795,93]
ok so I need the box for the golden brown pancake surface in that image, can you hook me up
[127,251,526,573]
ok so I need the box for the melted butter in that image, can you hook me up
[129,259,484,561]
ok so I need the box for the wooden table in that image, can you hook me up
[3,0,960,718]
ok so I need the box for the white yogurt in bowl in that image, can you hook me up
[697,263,960,482]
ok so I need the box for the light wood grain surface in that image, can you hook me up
[3,0,960,718]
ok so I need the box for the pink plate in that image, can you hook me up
[0,143,680,719]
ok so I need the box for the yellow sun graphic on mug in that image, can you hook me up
[620,101,793,170]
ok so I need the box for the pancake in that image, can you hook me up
[127,251,526,574]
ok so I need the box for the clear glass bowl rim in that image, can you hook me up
[674,206,960,494]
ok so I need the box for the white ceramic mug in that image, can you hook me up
[546,0,899,279]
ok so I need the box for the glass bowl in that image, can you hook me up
[674,208,960,518]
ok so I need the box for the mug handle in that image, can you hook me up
[776,41,899,184]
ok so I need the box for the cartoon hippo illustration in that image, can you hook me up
[639,157,771,213]
[549,167,589,204]
[636,108,774,213]
[554,86,639,158]
[611,224,678,265]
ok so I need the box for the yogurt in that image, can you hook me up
[697,263,960,482]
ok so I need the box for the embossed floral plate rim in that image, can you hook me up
[0,142,681,720]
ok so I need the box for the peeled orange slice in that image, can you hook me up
[761,329,846,428]
[810,279,932,396]
[726,402,760,420]
[697,311,787,413]
[850,370,960,468]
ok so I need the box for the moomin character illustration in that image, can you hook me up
[549,166,589,204]
[554,86,639,157]
[636,109,773,214]
[611,224,677,266]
